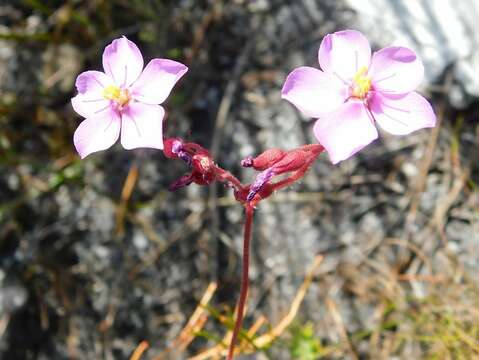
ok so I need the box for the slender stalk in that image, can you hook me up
[227,203,254,360]
[214,165,245,192]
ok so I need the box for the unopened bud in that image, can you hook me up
[241,156,254,167]
[243,148,286,171]
[168,174,193,191]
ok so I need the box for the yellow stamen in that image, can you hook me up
[103,85,131,106]
[351,66,371,99]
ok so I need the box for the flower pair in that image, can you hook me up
[72,31,436,163]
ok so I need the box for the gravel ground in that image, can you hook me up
[1,1,479,359]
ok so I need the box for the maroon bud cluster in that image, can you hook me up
[164,137,324,207]
[242,144,324,202]
[163,137,324,360]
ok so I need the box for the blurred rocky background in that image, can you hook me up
[1,1,479,359]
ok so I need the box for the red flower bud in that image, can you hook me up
[241,148,286,171]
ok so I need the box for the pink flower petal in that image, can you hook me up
[130,59,188,105]
[71,71,113,118]
[313,101,378,164]
[369,92,436,135]
[281,66,348,117]
[120,103,165,150]
[75,70,112,94]
[369,47,424,95]
[102,36,144,87]
[318,30,371,81]
[71,94,111,119]
[73,108,121,159]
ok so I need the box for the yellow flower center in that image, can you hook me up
[102,85,131,106]
[351,66,371,99]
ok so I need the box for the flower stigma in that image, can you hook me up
[351,66,371,99]
[103,85,131,106]
[198,156,211,171]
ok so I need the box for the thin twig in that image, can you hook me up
[406,72,453,227]
[252,255,324,347]
[326,297,358,360]
[115,162,139,236]
[129,341,149,360]
[176,282,218,351]
[189,255,324,359]
[153,283,218,360]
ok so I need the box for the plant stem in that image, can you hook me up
[227,203,254,360]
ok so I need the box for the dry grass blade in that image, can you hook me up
[188,304,249,360]
[128,210,204,279]
[396,273,445,283]
[406,72,452,225]
[247,316,267,338]
[188,255,324,359]
[0,315,9,339]
[407,109,441,222]
[252,255,323,348]
[431,167,469,243]
[176,282,218,351]
[115,162,139,237]
[153,282,218,360]
[184,2,223,65]
[188,325,236,360]
[385,237,433,273]
[326,297,358,360]
[129,341,149,360]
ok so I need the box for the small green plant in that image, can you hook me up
[289,323,323,360]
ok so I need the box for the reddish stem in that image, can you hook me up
[271,164,311,191]
[213,165,245,192]
[227,203,254,360]
[164,139,325,359]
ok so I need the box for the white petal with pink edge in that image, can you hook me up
[71,94,111,119]
[369,47,424,95]
[75,70,112,94]
[281,66,348,118]
[313,101,378,164]
[102,37,144,87]
[73,109,121,159]
[318,30,371,81]
[120,103,165,150]
[131,59,188,105]
[369,92,436,135]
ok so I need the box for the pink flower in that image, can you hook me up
[282,30,436,164]
[72,36,188,159]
